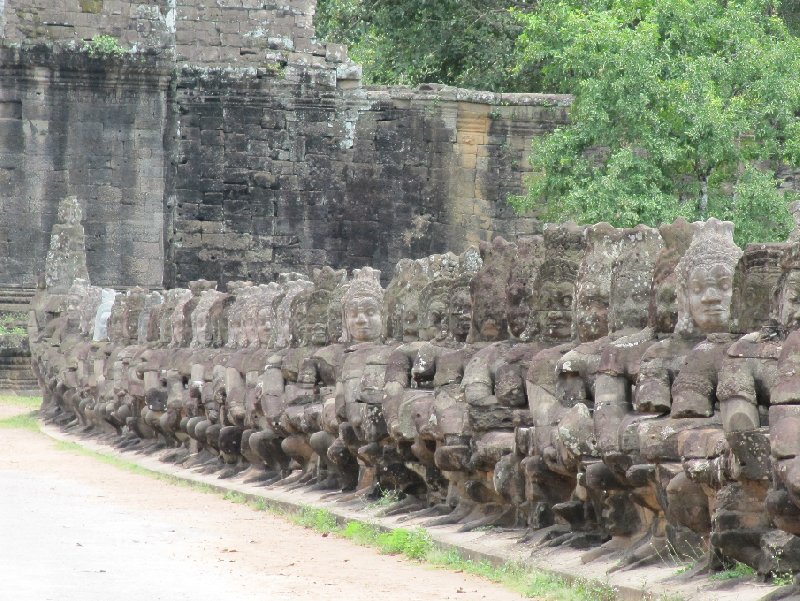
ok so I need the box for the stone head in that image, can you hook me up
[224,281,254,348]
[327,275,350,343]
[468,237,516,343]
[674,218,742,336]
[137,291,164,344]
[419,278,452,342]
[193,288,233,349]
[120,287,147,343]
[92,289,117,342]
[448,280,473,343]
[171,281,214,347]
[648,218,699,333]
[572,223,623,342]
[106,294,127,344]
[608,225,663,333]
[159,289,190,345]
[342,267,384,344]
[775,244,800,329]
[253,282,283,348]
[395,258,432,342]
[505,236,545,340]
[525,222,586,342]
[383,259,416,342]
[730,243,788,333]
[273,274,313,349]
[296,267,347,347]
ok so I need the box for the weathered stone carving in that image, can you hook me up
[35,207,800,585]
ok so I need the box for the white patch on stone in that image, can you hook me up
[166,0,176,34]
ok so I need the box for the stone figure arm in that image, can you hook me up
[383,347,412,399]
[463,344,499,408]
[260,352,286,424]
[671,338,732,419]
[716,344,759,433]
[772,330,800,405]
[634,340,673,413]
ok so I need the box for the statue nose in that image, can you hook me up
[701,288,722,303]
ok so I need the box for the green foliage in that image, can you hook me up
[772,571,794,586]
[0,395,41,409]
[314,0,540,91]
[709,561,757,581]
[511,0,800,245]
[0,311,28,337]
[365,486,401,509]
[376,527,433,559]
[341,520,382,545]
[82,34,127,57]
[294,506,340,533]
[0,412,40,431]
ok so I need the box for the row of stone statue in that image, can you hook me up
[30,199,800,579]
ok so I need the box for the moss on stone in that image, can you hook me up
[79,0,104,14]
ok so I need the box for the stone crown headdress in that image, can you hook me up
[341,267,383,343]
[674,218,742,336]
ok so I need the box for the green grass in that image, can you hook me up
[365,486,401,509]
[772,572,794,586]
[0,312,26,325]
[709,561,757,581]
[0,313,29,337]
[0,395,41,409]
[0,411,40,431]
[289,505,620,601]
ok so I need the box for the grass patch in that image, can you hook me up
[377,527,433,559]
[0,312,28,336]
[0,395,42,409]
[0,411,40,431]
[293,506,340,533]
[289,505,621,601]
[710,561,757,581]
[365,486,401,509]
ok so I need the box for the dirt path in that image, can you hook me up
[0,403,525,601]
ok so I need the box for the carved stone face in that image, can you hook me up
[449,287,472,343]
[609,270,651,333]
[687,264,734,334]
[257,307,273,346]
[421,297,447,342]
[345,296,382,343]
[192,307,208,347]
[295,294,328,347]
[506,281,530,339]
[308,308,329,346]
[574,293,608,342]
[778,271,800,329]
[402,303,420,340]
[538,278,573,340]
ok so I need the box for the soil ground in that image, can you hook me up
[0,401,525,601]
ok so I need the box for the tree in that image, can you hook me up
[314,0,540,92]
[510,0,800,245]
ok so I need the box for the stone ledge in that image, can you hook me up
[40,423,777,601]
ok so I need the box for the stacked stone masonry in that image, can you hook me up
[1,0,568,288]
[29,197,800,587]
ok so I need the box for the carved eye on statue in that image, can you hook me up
[561,295,572,309]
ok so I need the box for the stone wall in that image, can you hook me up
[0,0,568,288]
[0,45,169,287]
[170,73,568,286]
